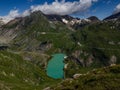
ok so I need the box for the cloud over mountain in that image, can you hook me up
[30,0,98,15]
[114,3,120,14]
[0,0,98,23]
[0,10,20,23]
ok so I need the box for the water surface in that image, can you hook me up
[46,53,65,79]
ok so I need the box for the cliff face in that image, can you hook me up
[71,50,94,67]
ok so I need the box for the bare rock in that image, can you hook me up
[43,87,51,90]
[73,74,82,79]
[108,41,115,45]
[86,55,94,67]
[109,55,117,66]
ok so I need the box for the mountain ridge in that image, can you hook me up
[104,12,120,21]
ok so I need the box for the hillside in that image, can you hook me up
[0,11,74,52]
[50,65,120,90]
[0,50,60,90]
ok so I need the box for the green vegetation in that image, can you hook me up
[52,65,120,90]
[1,50,119,90]
[64,21,120,78]
[0,50,60,90]
[4,12,75,53]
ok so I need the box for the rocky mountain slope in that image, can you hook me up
[46,14,100,30]
[0,11,73,51]
[87,16,100,22]
[104,12,120,21]
[0,18,4,27]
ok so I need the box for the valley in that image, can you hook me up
[0,10,120,90]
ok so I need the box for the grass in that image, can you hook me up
[64,21,120,77]
[52,65,120,90]
[0,50,61,90]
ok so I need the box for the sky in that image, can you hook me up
[0,0,120,23]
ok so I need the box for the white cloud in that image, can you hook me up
[0,10,20,23]
[0,0,98,23]
[22,9,31,17]
[30,0,98,15]
[114,3,120,14]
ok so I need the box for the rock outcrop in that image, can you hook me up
[109,55,117,66]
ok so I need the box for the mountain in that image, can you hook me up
[0,18,4,26]
[0,11,75,54]
[45,14,74,22]
[0,11,120,89]
[104,12,120,21]
[45,14,100,27]
[87,16,100,22]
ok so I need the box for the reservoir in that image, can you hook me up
[46,53,65,79]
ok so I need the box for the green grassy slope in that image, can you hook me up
[72,21,120,61]
[0,50,59,90]
[51,65,120,90]
[65,21,120,77]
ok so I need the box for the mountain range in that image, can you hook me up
[0,11,120,89]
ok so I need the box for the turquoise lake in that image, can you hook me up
[46,53,65,79]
